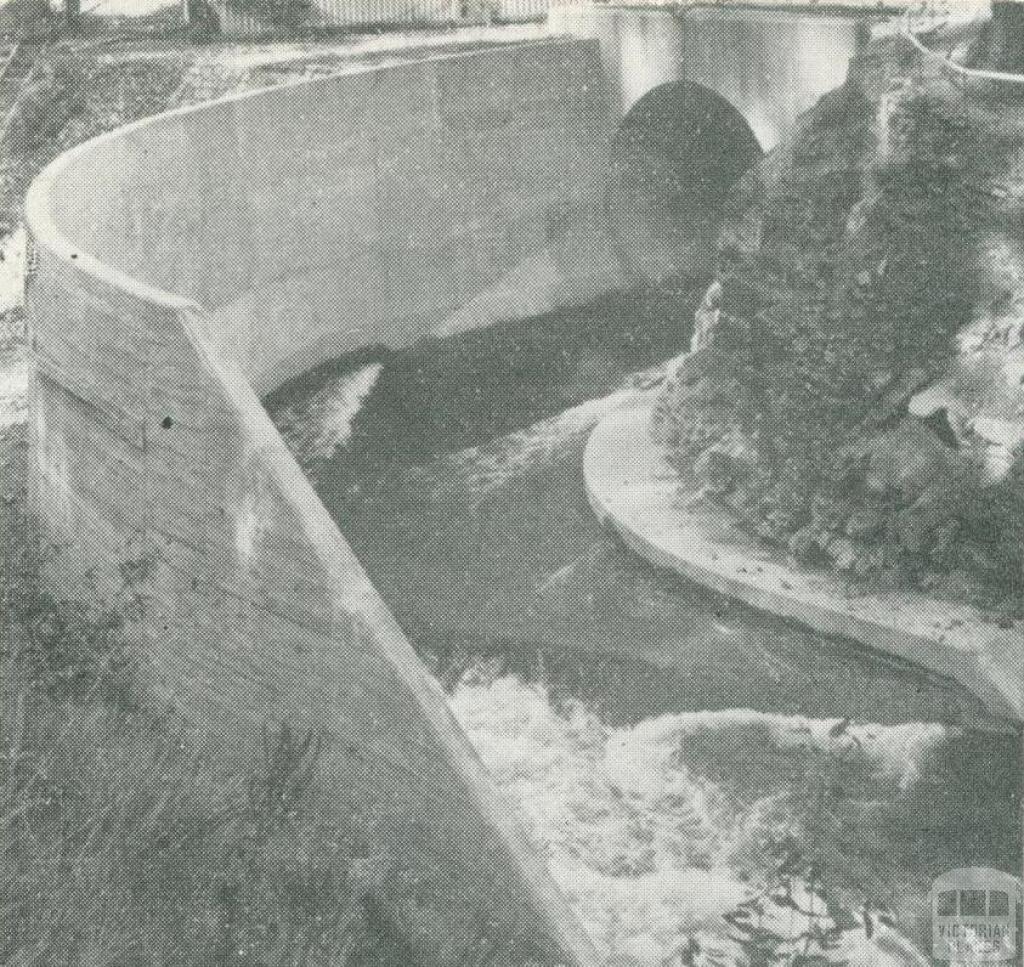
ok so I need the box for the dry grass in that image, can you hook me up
[0,428,391,967]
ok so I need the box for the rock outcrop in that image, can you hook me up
[652,25,1024,616]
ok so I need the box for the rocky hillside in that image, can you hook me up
[653,28,1024,619]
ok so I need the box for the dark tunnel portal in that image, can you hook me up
[608,81,763,284]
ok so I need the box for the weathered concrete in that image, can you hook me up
[551,3,869,150]
[39,43,614,394]
[546,4,873,283]
[25,41,611,967]
[584,393,1024,728]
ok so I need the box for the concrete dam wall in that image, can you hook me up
[551,4,868,150]
[24,41,610,967]
[548,4,870,282]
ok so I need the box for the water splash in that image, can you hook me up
[0,225,26,316]
[412,387,639,503]
[450,671,946,966]
[274,362,382,466]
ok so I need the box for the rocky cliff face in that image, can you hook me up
[654,30,1024,617]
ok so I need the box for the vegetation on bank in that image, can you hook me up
[655,42,1024,620]
[0,42,188,238]
[227,0,312,28]
[0,428,402,967]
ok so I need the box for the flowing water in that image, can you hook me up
[266,289,1021,966]
[258,17,1022,947]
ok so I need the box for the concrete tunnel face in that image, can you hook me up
[607,80,763,284]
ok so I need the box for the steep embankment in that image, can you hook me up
[654,30,1024,620]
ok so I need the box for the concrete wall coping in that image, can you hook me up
[902,5,1024,86]
[584,392,1024,728]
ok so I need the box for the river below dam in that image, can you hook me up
[265,286,1020,966]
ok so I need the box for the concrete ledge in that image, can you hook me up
[584,393,1024,725]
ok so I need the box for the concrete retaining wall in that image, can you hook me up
[586,395,1024,727]
[25,41,610,967]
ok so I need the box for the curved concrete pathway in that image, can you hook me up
[584,393,1024,726]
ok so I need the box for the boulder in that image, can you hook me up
[908,384,971,446]
[908,383,964,417]
[845,507,885,540]
[827,535,861,573]
[971,415,1024,449]
[970,416,1024,483]
[894,485,957,555]
[788,525,825,565]
[689,281,724,354]
[864,420,962,498]
[692,429,757,494]
[1002,345,1024,388]
[851,544,887,579]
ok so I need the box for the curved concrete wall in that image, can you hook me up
[25,41,610,967]
[40,42,613,394]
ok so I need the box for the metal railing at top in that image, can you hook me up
[211,0,569,32]
[902,0,1024,88]
[310,0,558,24]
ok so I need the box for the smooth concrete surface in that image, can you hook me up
[39,42,614,395]
[584,394,1024,728]
[25,41,611,967]
[550,3,869,150]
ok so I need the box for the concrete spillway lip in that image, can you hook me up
[584,392,1024,728]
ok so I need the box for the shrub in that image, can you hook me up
[185,0,222,41]
[5,45,87,152]
[0,691,381,967]
[228,0,312,28]
[0,499,388,965]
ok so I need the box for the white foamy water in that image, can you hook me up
[278,354,977,966]
[0,226,26,316]
[450,672,946,966]
[274,362,382,466]
[0,352,29,429]
[430,388,640,500]
[401,357,683,503]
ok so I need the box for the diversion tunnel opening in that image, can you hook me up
[607,80,763,284]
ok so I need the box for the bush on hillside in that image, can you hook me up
[185,0,222,40]
[0,0,54,33]
[228,0,312,28]
[5,44,87,152]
